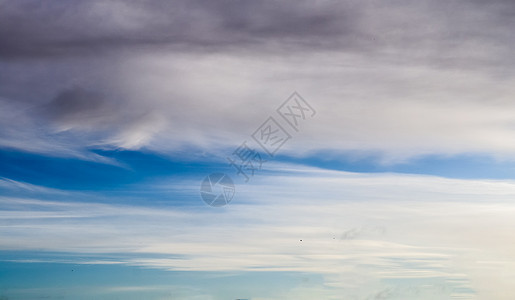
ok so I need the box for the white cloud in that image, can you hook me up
[2,166,515,298]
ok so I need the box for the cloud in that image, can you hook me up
[42,88,113,126]
[1,0,513,62]
[2,165,515,298]
[0,0,363,58]
[5,3,515,298]
[2,0,515,162]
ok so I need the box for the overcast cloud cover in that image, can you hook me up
[1,1,515,299]
[2,0,515,160]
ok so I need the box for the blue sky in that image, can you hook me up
[2,1,515,299]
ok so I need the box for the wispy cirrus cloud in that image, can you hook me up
[2,164,515,298]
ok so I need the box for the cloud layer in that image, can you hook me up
[2,166,515,299]
[1,0,515,162]
[2,3,515,299]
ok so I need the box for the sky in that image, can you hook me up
[1,0,515,299]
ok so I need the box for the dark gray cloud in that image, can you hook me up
[1,0,513,59]
[36,86,159,149]
[43,88,110,122]
[0,0,364,58]
[2,0,515,159]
